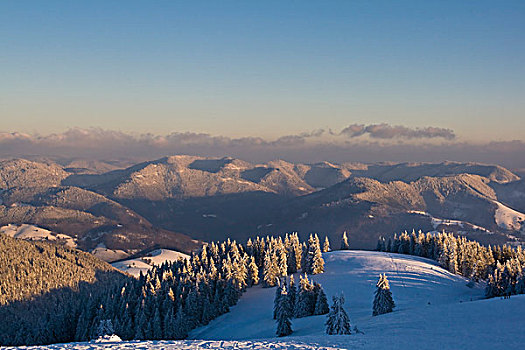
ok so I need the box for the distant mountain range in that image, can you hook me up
[1,156,524,260]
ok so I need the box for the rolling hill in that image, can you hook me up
[189,250,523,349]
[1,156,525,256]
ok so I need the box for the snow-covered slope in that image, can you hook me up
[112,249,189,277]
[91,244,130,262]
[190,250,524,349]
[493,201,525,232]
[191,251,484,342]
[0,223,77,247]
[408,210,492,233]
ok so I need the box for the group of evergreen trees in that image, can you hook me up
[74,233,327,343]
[273,276,356,337]
[377,230,525,299]
[273,274,330,330]
[259,233,325,287]
[1,233,327,346]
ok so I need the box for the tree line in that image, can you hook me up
[377,230,525,298]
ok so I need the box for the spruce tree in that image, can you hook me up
[325,293,351,335]
[173,307,188,339]
[152,307,162,339]
[288,275,297,311]
[263,250,279,287]
[311,235,325,274]
[372,274,395,316]
[323,237,331,253]
[248,256,259,286]
[275,285,293,337]
[376,236,384,252]
[314,284,329,315]
[96,319,114,338]
[340,231,350,250]
[273,281,283,319]
[294,274,315,318]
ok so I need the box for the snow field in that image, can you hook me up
[112,249,189,277]
[6,339,344,350]
[0,223,77,247]
[493,200,525,232]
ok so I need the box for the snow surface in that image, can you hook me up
[93,335,122,343]
[0,223,77,247]
[8,251,525,349]
[493,201,525,232]
[407,210,491,232]
[10,339,342,349]
[112,249,189,277]
[91,243,129,263]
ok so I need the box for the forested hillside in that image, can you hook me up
[0,235,124,305]
[0,236,128,345]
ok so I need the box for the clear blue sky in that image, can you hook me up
[1,0,524,141]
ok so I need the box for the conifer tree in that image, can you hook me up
[278,245,288,277]
[248,256,259,286]
[303,235,325,274]
[372,274,395,316]
[275,285,293,337]
[323,237,331,253]
[96,319,114,338]
[293,234,303,271]
[174,307,188,339]
[288,275,297,311]
[313,284,329,315]
[376,236,384,251]
[325,293,351,335]
[273,281,283,319]
[152,307,162,339]
[311,235,325,274]
[294,274,316,318]
[340,231,350,250]
[263,249,279,287]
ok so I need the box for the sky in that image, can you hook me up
[1,1,524,166]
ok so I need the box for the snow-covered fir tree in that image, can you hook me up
[96,319,114,338]
[313,282,330,315]
[325,293,351,335]
[273,279,283,319]
[303,234,325,275]
[323,236,331,253]
[275,285,293,337]
[247,256,259,286]
[263,248,280,287]
[376,236,386,252]
[340,231,350,250]
[288,275,297,310]
[294,274,315,318]
[372,274,395,316]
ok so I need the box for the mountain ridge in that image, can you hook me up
[1,156,524,255]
